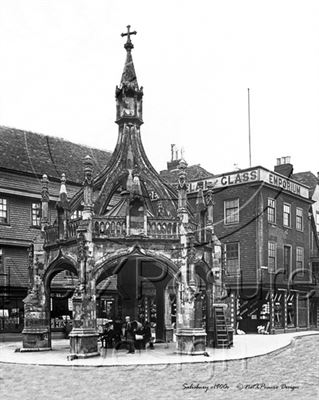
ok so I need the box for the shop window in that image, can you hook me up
[283,203,291,228]
[267,198,276,224]
[287,293,296,328]
[296,208,303,231]
[268,241,277,272]
[298,297,307,327]
[274,292,284,329]
[296,247,304,272]
[0,198,8,224]
[31,203,41,227]
[260,293,270,323]
[225,242,240,274]
[224,199,239,225]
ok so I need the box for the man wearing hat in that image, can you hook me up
[122,316,135,354]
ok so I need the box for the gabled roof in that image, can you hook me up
[0,126,111,184]
[160,164,214,185]
[292,171,318,197]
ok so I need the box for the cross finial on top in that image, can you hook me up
[121,25,137,50]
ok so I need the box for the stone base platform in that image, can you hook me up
[0,331,318,367]
[175,328,207,355]
[69,328,99,358]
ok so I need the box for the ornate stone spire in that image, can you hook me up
[58,173,69,211]
[60,173,67,197]
[83,155,94,219]
[177,159,188,214]
[92,26,179,218]
[120,25,138,90]
[116,25,143,123]
[205,181,216,228]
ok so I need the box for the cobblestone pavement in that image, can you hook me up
[1,335,318,400]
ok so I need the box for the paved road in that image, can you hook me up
[1,335,318,400]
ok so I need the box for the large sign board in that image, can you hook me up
[188,168,309,199]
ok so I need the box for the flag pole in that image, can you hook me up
[248,88,252,167]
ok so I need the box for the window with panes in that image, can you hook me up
[268,241,277,272]
[296,247,304,271]
[283,203,291,227]
[31,203,41,227]
[225,242,240,274]
[296,208,303,231]
[224,199,239,225]
[267,198,276,224]
[0,199,8,224]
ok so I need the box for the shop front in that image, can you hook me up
[0,289,26,333]
[271,289,309,333]
[234,288,311,334]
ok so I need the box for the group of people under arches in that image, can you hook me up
[98,316,155,354]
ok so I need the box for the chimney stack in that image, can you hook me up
[167,144,182,171]
[274,156,293,178]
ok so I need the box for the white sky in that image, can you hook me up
[0,0,318,176]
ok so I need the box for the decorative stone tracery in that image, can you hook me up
[21,26,226,358]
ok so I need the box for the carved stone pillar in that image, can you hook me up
[21,240,51,352]
[175,162,206,354]
[68,288,99,359]
[175,237,206,355]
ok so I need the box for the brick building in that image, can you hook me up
[0,126,111,332]
[175,157,319,333]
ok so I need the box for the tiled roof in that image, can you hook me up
[0,126,111,184]
[159,164,214,185]
[292,171,318,197]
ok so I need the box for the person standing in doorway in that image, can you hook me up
[122,316,135,354]
[143,320,154,349]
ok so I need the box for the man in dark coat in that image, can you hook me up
[143,321,154,349]
[122,316,135,354]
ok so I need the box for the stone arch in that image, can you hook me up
[93,246,180,285]
[43,253,78,289]
[92,246,180,342]
[42,253,78,346]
